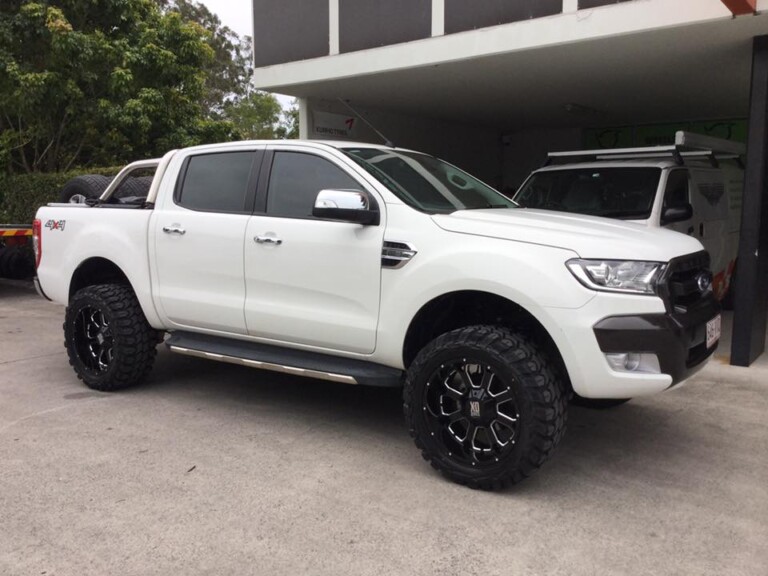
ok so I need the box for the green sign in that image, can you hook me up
[584,119,747,149]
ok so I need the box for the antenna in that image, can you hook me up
[337,98,395,148]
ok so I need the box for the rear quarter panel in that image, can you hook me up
[35,206,162,327]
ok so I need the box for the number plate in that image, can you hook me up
[706,314,722,349]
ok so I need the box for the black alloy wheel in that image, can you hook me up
[73,305,115,373]
[404,325,567,490]
[422,360,520,467]
[64,284,157,391]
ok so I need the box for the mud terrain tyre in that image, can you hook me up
[404,325,567,490]
[114,176,153,199]
[58,175,112,203]
[64,284,157,391]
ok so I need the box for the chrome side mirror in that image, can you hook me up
[313,190,380,225]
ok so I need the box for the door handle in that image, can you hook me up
[699,223,705,237]
[255,235,282,245]
[162,225,186,235]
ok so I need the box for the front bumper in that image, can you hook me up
[593,293,720,386]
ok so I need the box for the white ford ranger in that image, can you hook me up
[34,140,720,489]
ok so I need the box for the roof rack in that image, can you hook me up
[545,131,746,167]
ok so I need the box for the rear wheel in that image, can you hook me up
[404,325,567,490]
[64,284,157,391]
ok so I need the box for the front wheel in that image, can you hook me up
[64,284,157,391]
[404,326,567,490]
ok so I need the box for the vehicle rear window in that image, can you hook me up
[178,152,256,213]
[514,168,662,219]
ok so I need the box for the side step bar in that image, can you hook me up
[166,331,404,388]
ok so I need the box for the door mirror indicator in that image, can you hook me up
[661,203,693,225]
[313,190,380,225]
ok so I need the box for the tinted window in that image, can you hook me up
[514,168,661,219]
[267,152,362,218]
[663,170,690,209]
[179,152,255,213]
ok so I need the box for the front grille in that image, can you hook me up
[658,251,711,312]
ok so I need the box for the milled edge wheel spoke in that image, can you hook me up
[490,420,512,448]
[480,369,494,391]
[460,366,477,390]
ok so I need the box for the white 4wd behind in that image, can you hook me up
[34,140,721,489]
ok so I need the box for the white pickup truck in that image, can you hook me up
[34,140,720,489]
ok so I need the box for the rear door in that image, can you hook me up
[243,147,384,353]
[152,148,263,334]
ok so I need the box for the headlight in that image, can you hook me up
[566,259,665,295]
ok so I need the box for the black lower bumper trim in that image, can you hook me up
[593,294,720,385]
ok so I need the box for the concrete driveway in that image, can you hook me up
[1,280,766,576]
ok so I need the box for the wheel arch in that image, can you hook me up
[402,290,572,395]
[69,257,132,301]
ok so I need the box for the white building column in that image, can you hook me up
[329,0,339,55]
[298,97,310,140]
[432,0,444,36]
[563,0,578,13]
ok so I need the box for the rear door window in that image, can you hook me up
[177,152,257,213]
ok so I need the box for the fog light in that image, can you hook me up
[605,353,661,374]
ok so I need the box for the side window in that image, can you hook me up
[178,152,255,213]
[663,170,690,210]
[267,152,362,218]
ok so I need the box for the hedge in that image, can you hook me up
[0,167,122,224]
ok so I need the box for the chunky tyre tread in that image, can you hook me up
[58,175,111,203]
[404,325,567,490]
[64,284,156,391]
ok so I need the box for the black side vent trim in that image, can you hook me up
[382,241,417,269]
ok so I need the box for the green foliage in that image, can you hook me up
[0,167,122,223]
[0,0,239,174]
[276,101,300,140]
[160,0,252,113]
[223,93,300,140]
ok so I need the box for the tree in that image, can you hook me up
[222,92,299,140]
[0,0,238,173]
[276,100,299,139]
[159,0,252,113]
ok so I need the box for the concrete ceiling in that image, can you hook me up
[275,13,768,132]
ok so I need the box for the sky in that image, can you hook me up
[197,0,294,107]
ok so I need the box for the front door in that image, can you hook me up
[244,149,384,354]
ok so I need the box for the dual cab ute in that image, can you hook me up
[34,140,720,489]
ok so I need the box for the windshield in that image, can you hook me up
[342,148,515,214]
[514,168,662,219]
